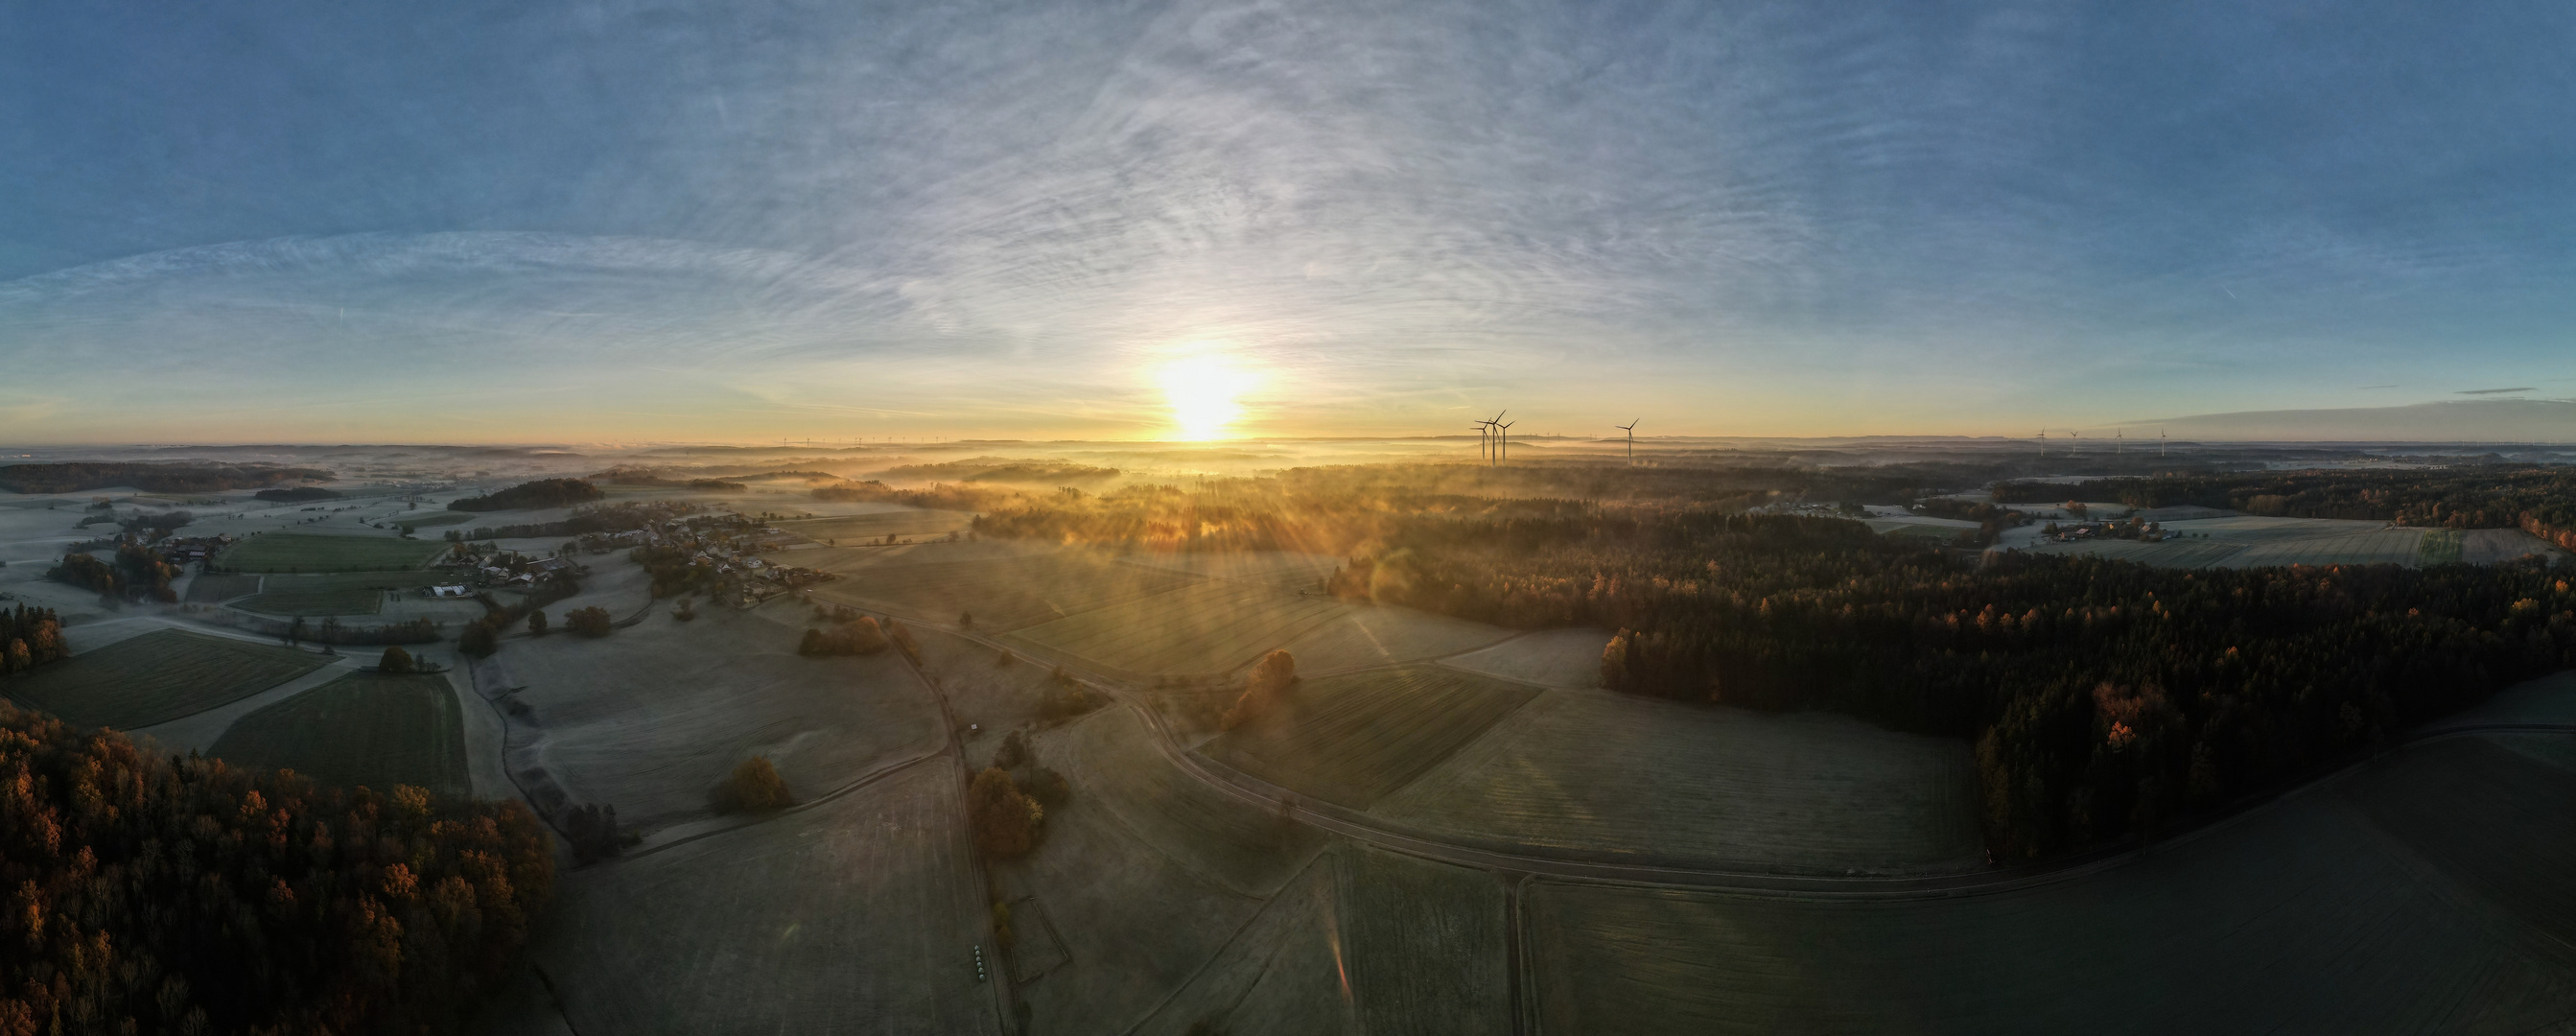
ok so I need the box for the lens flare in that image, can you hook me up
[1159,352,1255,439]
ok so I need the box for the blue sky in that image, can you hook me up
[3,0,2572,442]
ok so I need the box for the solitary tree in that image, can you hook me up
[969,766,1042,859]
[527,609,549,636]
[712,757,793,813]
[1220,649,1298,731]
[379,645,415,673]
[457,620,499,658]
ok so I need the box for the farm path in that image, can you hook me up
[896,614,2576,900]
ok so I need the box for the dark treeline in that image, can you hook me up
[255,487,342,503]
[1994,468,2576,547]
[0,462,333,495]
[447,478,602,512]
[0,605,69,677]
[1328,506,2576,857]
[47,543,179,602]
[0,707,553,1033]
[874,459,1123,485]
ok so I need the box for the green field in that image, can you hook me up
[183,572,264,603]
[1117,551,1346,591]
[210,671,470,796]
[1200,665,1542,809]
[1276,602,1510,673]
[2029,516,2443,570]
[2418,529,2465,565]
[776,508,975,544]
[1009,580,1347,676]
[1522,732,2576,1033]
[817,553,1202,631]
[217,531,445,573]
[3,628,328,729]
[1372,689,1982,871]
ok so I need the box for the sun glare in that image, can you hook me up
[1159,351,1255,440]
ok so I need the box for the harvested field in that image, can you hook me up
[498,605,945,832]
[1009,580,1344,677]
[217,531,445,573]
[1440,629,1611,688]
[2427,669,2576,729]
[1201,665,1542,809]
[4,628,328,729]
[2419,529,2464,564]
[1372,690,1981,871]
[1117,551,1345,591]
[995,733,1279,1033]
[774,507,975,544]
[2026,537,2247,567]
[1331,845,1510,1035]
[2462,527,2565,563]
[815,552,1201,631]
[233,570,457,617]
[534,761,993,1035]
[1082,840,1507,1036]
[2224,528,2428,567]
[1272,602,1508,673]
[209,671,469,796]
[909,624,1071,737]
[1059,707,1326,895]
[183,572,263,602]
[1524,732,2576,1034]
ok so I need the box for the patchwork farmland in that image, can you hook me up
[1200,664,1543,809]
[217,531,446,573]
[776,507,976,544]
[815,552,1202,631]
[1370,688,1983,872]
[233,570,457,617]
[1009,580,1347,676]
[209,671,471,796]
[1522,731,2576,1033]
[4,628,328,729]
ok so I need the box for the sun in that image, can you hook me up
[1159,351,1256,440]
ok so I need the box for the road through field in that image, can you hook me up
[905,616,2576,899]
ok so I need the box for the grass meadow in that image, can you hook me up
[209,671,470,796]
[217,531,445,573]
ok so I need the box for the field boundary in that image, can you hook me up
[885,612,2576,901]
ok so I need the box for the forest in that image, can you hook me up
[0,707,554,1034]
[1326,506,2576,855]
[0,462,333,495]
[447,478,603,511]
[960,462,2576,858]
[0,605,69,677]
[1993,468,2576,548]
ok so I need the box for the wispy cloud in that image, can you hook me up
[2457,387,2536,395]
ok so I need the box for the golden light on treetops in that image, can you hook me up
[1158,347,1257,440]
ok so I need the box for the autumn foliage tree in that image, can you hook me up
[0,706,554,1034]
[968,766,1043,859]
[711,756,793,813]
[0,605,68,678]
[1220,650,1298,731]
[799,616,889,656]
[564,606,613,638]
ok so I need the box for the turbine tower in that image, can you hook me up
[1615,419,1639,464]
[1472,423,1490,461]
[1496,418,1515,465]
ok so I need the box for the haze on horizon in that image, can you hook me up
[5,2,2574,445]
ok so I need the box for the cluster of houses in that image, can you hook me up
[634,513,834,608]
[418,543,583,597]
[156,534,237,566]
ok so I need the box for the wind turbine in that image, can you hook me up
[1471,423,1491,461]
[2036,429,2048,458]
[1615,420,1639,464]
[1496,418,1515,465]
[1481,412,1508,468]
